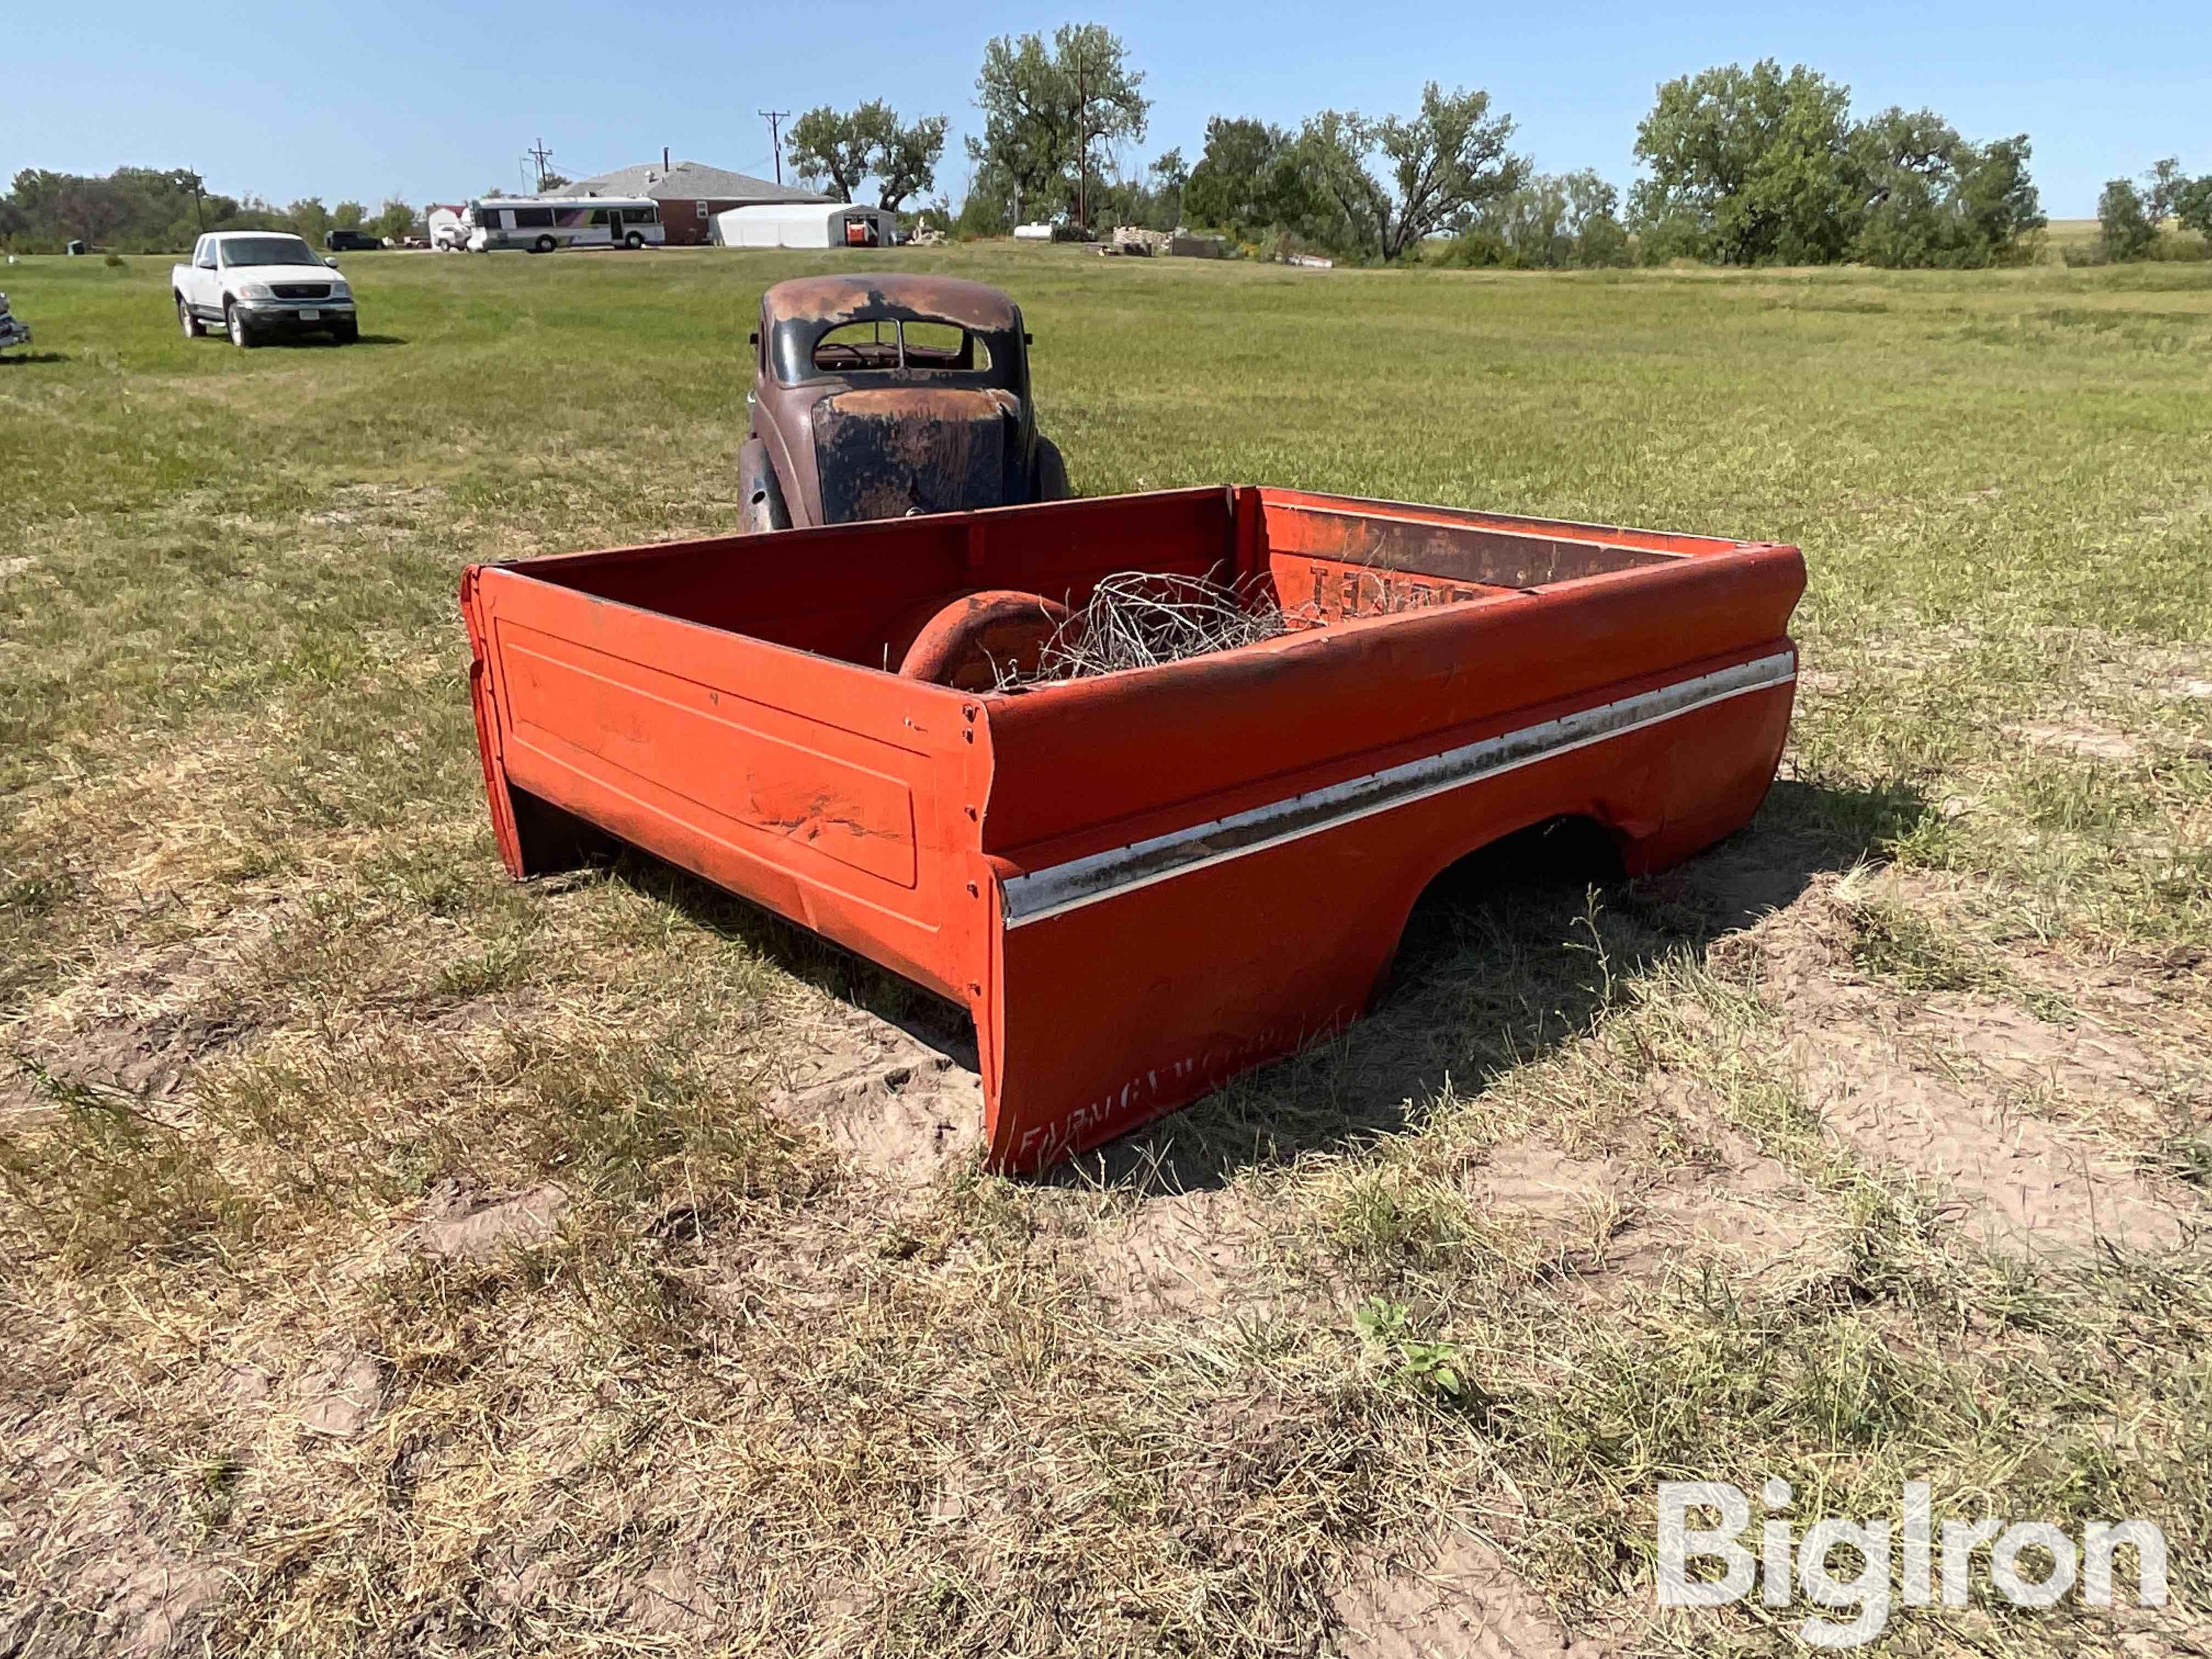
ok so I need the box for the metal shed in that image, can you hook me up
[710,202,899,250]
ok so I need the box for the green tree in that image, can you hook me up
[1629,60,1858,264]
[955,183,1012,236]
[1184,117,1319,236]
[537,172,571,193]
[1849,109,2041,267]
[287,198,332,245]
[787,105,875,201]
[1441,168,1629,268]
[1299,83,1526,262]
[1147,148,1188,228]
[2142,156,2186,223]
[370,199,415,242]
[1941,134,2043,263]
[2175,175,2212,237]
[955,158,1018,236]
[5,166,231,251]
[790,103,949,211]
[870,108,949,212]
[970,22,1149,227]
[332,200,365,229]
[2098,178,2156,260]
[1087,150,1187,231]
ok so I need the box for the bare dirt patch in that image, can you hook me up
[1463,1121,1843,1302]
[1086,1187,1277,1320]
[1329,1530,1605,1658]
[2006,720,2141,762]
[1794,1023,2193,1254]
[4,931,267,1117]
[1729,875,2204,1255]
[292,1348,386,1439]
[620,1558,725,1638]
[750,991,984,1184]
[418,1178,572,1261]
[73,1552,227,1658]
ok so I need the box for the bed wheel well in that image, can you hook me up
[1376,814,1632,1000]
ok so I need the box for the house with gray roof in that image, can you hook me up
[569,157,830,245]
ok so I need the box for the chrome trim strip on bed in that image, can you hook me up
[999,651,1796,929]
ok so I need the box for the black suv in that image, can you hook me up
[324,229,383,252]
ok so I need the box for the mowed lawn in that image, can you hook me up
[2,244,2209,1657]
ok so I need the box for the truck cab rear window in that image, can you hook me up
[813,321,901,371]
[901,321,987,371]
[811,319,991,374]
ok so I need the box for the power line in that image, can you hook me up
[527,137,556,192]
[758,111,790,185]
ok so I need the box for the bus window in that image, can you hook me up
[512,207,555,229]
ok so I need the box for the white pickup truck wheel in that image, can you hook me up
[226,303,257,349]
[177,295,203,338]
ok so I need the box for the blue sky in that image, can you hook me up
[8,0,2205,218]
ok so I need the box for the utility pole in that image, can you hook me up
[189,172,205,232]
[759,110,790,185]
[527,137,555,192]
[1074,48,1087,232]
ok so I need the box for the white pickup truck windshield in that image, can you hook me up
[218,238,322,267]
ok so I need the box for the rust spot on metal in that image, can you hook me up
[766,274,1020,331]
[811,390,1022,523]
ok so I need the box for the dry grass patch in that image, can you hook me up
[7,250,2212,1654]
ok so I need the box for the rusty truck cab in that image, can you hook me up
[742,274,1063,532]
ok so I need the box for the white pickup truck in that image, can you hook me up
[172,231,359,347]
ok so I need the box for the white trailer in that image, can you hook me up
[709,202,899,250]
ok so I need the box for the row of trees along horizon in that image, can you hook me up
[7,27,2210,268]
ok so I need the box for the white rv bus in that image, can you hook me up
[465,197,664,253]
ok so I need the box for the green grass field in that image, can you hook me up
[2,244,2209,1656]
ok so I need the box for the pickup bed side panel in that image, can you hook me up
[977,546,1805,861]
[976,546,1804,1170]
[462,566,990,1005]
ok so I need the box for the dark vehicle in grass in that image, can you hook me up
[0,291,30,354]
[737,274,1070,533]
[324,229,384,252]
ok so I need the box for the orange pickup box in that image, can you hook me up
[460,487,1804,1171]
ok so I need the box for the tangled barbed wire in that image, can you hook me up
[994,571,1308,690]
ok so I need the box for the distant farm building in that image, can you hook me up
[568,160,830,247]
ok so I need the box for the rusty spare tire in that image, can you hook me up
[890,590,1070,691]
